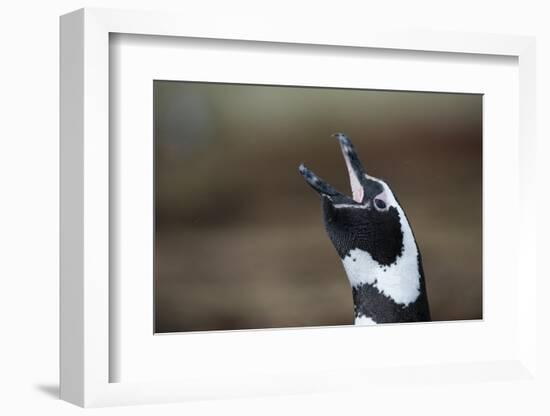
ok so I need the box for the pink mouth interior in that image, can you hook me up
[343,154,364,203]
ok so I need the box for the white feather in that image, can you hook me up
[355,315,377,325]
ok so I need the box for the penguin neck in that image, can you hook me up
[341,207,422,304]
[340,207,430,324]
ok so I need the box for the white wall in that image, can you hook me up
[1,0,548,414]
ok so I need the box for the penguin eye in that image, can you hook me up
[374,198,386,210]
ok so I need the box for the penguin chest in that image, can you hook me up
[354,315,377,325]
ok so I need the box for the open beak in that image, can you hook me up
[333,132,366,203]
[298,163,343,198]
[299,133,367,204]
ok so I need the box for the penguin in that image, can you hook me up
[298,133,431,325]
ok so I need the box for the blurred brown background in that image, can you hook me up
[154,81,482,333]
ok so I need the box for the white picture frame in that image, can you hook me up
[60,8,537,408]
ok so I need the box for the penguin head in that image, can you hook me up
[299,133,406,266]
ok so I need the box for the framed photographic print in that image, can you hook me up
[153,82,481,333]
[60,8,538,408]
